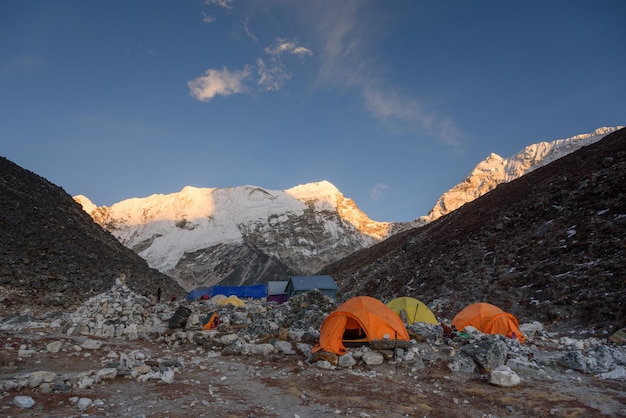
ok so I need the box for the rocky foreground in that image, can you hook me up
[1,280,625,417]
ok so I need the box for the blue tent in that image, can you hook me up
[186,284,267,301]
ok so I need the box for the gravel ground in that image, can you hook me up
[1,326,625,418]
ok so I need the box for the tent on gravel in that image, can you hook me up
[313,296,410,355]
[186,284,267,301]
[285,275,338,301]
[218,295,245,307]
[452,302,526,343]
[386,296,438,325]
[267,281,289,304]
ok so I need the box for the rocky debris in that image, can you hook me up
[3,282,626,384]
[1,284,626,416]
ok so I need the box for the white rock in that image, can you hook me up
[161,369,175,383]
[220,333,239,345]
[78,377,95,389]
[315,360,335,370]
[338,354,357,368]
[30,370,57,383]
[597,366,626,380]
[251,343,274,356]
[488,365,521,387]
[14,395,35,408]
[519,321,543,341]
[18,348,37,357]
[97,368,118,380]
[46,340,63,353]
[362,351,384,366]
[77,397,93,410]
[133,365,152,374]
[81,339,102,350]
[274,340,295,355]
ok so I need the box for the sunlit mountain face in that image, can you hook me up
[76,127,623,294]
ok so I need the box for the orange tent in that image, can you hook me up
[313,296,410,355]
[452,302,526,343]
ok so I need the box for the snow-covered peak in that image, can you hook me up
[422,126,624,223]
[77,180,390,277]
[74,194,97,214]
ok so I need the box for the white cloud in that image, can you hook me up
[369,183,388,200]
[256,58,291,92]
[255,38,312,92]
[244,18,258,42]
[190,36,313,101]
[204,0,233,9]
[188,67,252,101]
[265,39,313,57]
[202,12,216,24]
[308,3,460,145]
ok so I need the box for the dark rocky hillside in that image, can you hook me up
[321,127,626,336]
[0,157,184,314]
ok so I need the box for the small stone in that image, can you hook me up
[361,351,384,366]
[47,340,63,353]
[77,397,93,410]
[14,396,35,409]
[81,339,102,350]
[488,365,521,387]
[608,328,626,344]
[161,369,175,384]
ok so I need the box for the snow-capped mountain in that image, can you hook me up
[76,126,622,291]
[75,181,394,290]
[416,126,623,226]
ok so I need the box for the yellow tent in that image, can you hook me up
[219,295,245,307]
[386,297,438,325]
[210,294,227,304]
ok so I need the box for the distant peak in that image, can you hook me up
[286,180,340,196]
[73,195,97,214]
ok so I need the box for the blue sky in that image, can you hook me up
[2,0,625,222]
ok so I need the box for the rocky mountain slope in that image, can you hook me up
[75,181,399,290]
[0,157,184,313]
[321,127,626,335]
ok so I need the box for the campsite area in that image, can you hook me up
[2,327,624,418]
[1,282,625,418]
